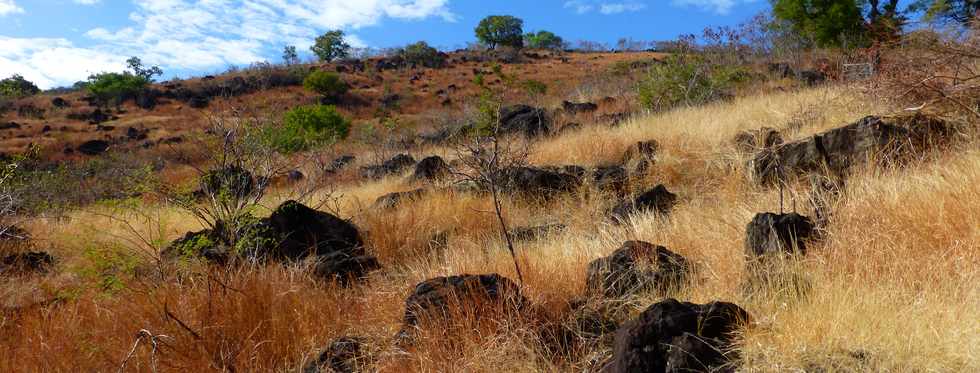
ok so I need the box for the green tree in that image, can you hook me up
[303,70,349,103]
[772,0,866,47]
[310,30,351,62]
[86,72,149,107]
[282,45,300,65]
[271,105,351,153]
[0,75,40,98]
[398,41,447,68]
[125,57,163,82]
[475,15,524,50]
[524,30,564,50]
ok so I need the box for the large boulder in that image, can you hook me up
[77,140,110,155]
[562,100,598,114]
[412,155,451,181]
[586,241,690,298]
[360,154,416,179]
[399,274,527,337]
[592,165,629,196]
[610,185,677,222]
[745,212,815,258]
[607,298,751,373]
[752,114,952,185]
[499,105,551,137]
[266,200,364,261]
[303,336,367,373]
[497,166,581,198]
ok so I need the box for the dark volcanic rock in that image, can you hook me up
[327,155,356,172]
[745,212,814,258]
[798,70,827,86]
[360,154,416,179]
[400,274,527,336]
[608,298,750,373]
[610,185,677,222]
[622,140,659,163]
[497,166,581,197]
[303,336,367,373]
[499,105,551,137]
[77,140,110,155]
[266,200,365,261]
[51,97,70,108]
[313,252,380,285]
[586,241,690,298]
[751,115,951,185]
[412,155,451,181]
[374,188,426,209]
[562,100,598,114]
[592,165,629,196]
[0,252,54,275]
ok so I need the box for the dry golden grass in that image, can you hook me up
[2,85,977,372]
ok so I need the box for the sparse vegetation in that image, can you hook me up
[637,54,750,111]
[397,41,447,68]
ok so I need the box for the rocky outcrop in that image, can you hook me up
[360,154,416,179]
[607,299,751,373]
[586,241,690,298]
[303,336,367,373]
[752,115,952,185]
[499,105,551,137]
[374,188,427,209]
[77,140,110,155]
[497,166,581,198]
[734,127,783,153]
[745,212,815,258]
[412,156,451,181]
[610,185,677,222]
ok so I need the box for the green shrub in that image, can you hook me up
[524,31,564,50]
[0,75,40,98]
[86,72,149,106]
[270,105,351,153]
[303,70,348,102]
[398,41,446,68]
[637,54,750,111]
[522,79,548,96]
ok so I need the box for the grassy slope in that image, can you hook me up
[3,85,978,372]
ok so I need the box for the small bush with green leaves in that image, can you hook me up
[0,75,40,98]
[270,105,351,153]
[637,54,751,111]
[86,72,150,106]
[303,70,349,102]
[398,41,447,68]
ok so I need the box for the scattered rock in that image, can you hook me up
[360,154,416,179]
[303,336,367,373]
[126,127,149,141]
[313,252,380,285]
[609,185,677,222]
[266,200,365,261]
[734,127,783,153]
[562,100,598,114]
[51,97,70,108]
[327,155,356,172]
[745,212,814,258]
[499,105,551,137]
[77,140,110,155]
[399,274,527,338]
[607,298,750,373]
[412,156,451,181]
[0,252,54,275]
[585,241,690,298]
[135,89,160,110]
[497,166,581,197]
[752,115,951,184]
[374,188,426,209]
[0,122,21,130]
[188,95,209,109]
[592,165,628,196]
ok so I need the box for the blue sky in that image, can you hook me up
[0,0,769,88]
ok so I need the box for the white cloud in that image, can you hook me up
[565,1,646,15]
[0,0,455,88]
[0,37,127,88]
[672,0,748,14]
[599,2,646,14]
[0,0,24,16]
[73,0,102,5]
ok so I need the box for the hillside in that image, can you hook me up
[0,47,980,372]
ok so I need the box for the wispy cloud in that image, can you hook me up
[565,1,646,15]
[672,0,752,15]
[0,0,456,88]
[73,0,102,5]
[0,0,24,16]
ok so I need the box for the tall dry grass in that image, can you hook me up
[1,85,976,372]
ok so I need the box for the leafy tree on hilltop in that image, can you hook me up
[524,30,565,50]
[0,75,40,98]
[311,30,351,62]
[398,41,447,68]
[475,15,524,50]
[771,0,907,47]
[909,0,980,25]
[126,57,163,82]
[283,45,300,65]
